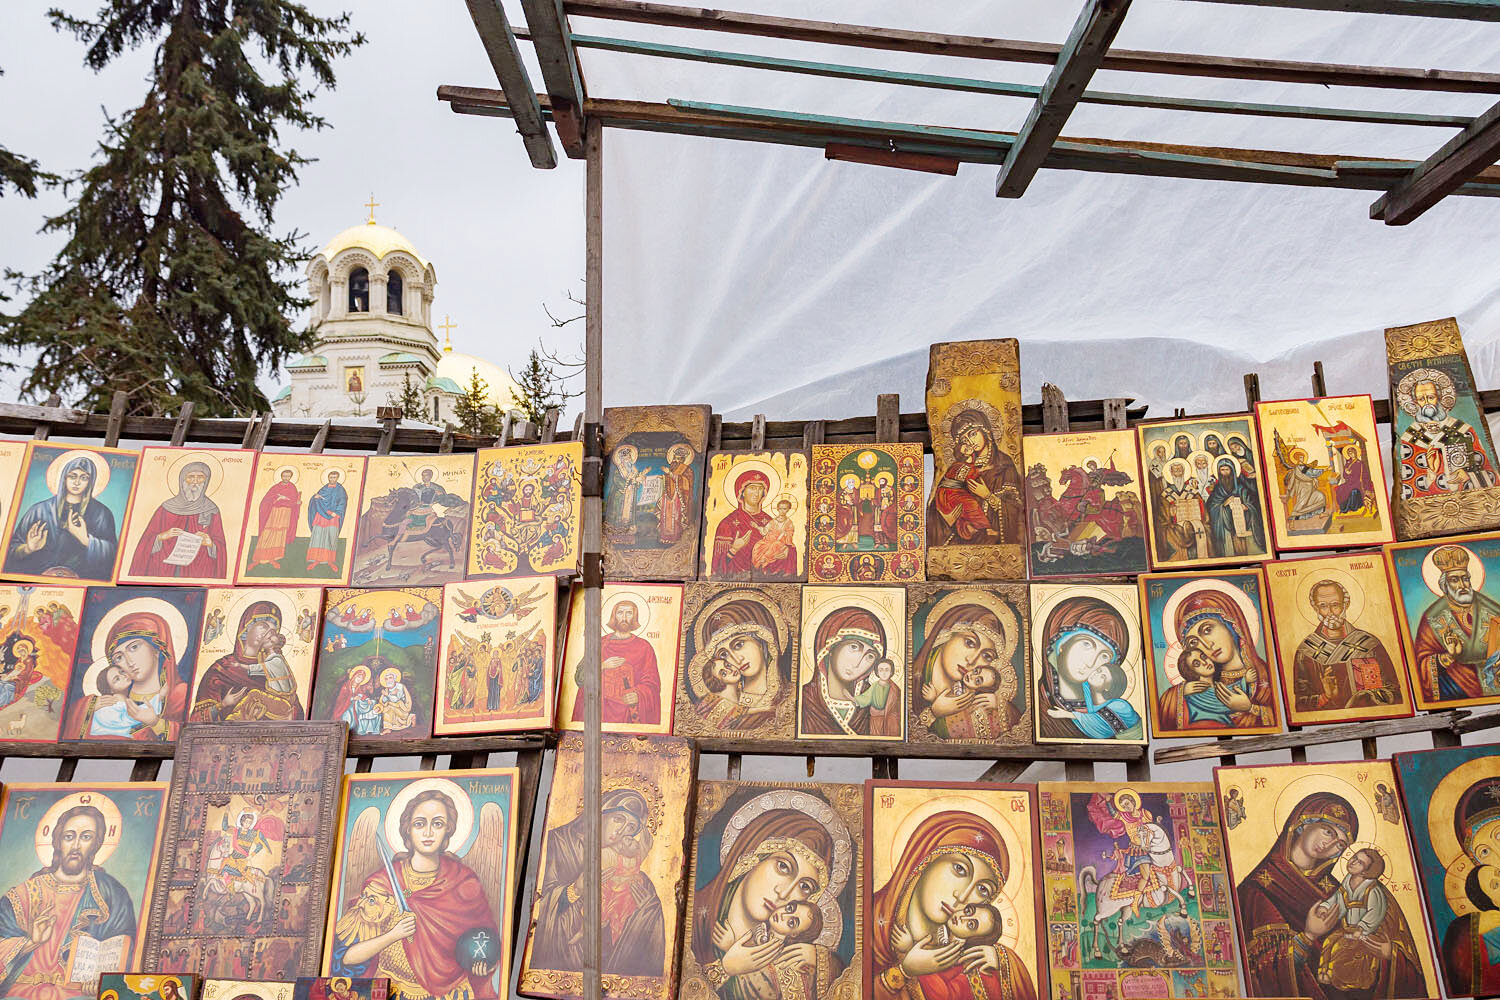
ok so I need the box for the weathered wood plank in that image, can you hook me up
[1153,711,1467,763]
[693,737,1143,760]
[1372,96,1500,224]
[0,734,548,760]
[0,402,88,424]
[519,0,589,157]
[1181,0,1500,18]
[104,391,129,447]
[169,402,196,447]
[465,0,559,168]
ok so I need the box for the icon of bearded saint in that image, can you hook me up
[129,461,228,580]
[1397,368,1498,499]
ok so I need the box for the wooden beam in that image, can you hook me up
[464,0,558,168]
[561,0,1500,93]
[826,142,959,174]
[519,0,589,157]
[1372,96,1500,224]
[1179,0,1500,18]
[998,0,1133,199]
[1152,711,1466,763]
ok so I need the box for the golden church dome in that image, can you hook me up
[319,221,429,267]
[430,349,523,411]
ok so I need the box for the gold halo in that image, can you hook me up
[801,589,903,670]
[1422,544,1485,596]
[602,590,651,634]
[688,588,789,702]
[1185,449,1216,478]
[1032,585,1140,700]
[1225,433,1253,456]
[378,667,401,687]
[33,789,123,866]
[939,400,1007,464]
[855,450,879,470]
[413,464,439,483]
[1429,755,1500,871]
[384,776,474,854]
[1165,459,1191,480]
[922,589,1021,671]
[887,793,1028,951]
[45,448,111,497]
[719,458,782,509]
[1294,565,1366,628]
[85,596,191,691]
[1270,771,1375,871]
[272,464,300,486]
[1113,789,1141,814]
[1158,577,1262,687]
[165,450,224,493]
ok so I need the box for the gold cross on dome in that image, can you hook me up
[439,315,457,351]
[365,193,380,224]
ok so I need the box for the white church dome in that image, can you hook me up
[430,349,523,411]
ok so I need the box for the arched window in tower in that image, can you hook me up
[348,267,369,312]
[386,270,404,315]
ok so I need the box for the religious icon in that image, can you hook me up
[673,582,798,739]
[144,722,348,980]
[0,782,167,997]
[350,454,474,587]
[190,588,319,723]
[201,983,293,1000]
[809,444,924,585]
[292,978,389,1000]
[700,450,809,582]
[602,405,711,581]
[118,447,257,587]
[0,440,30,551]
[797,585,906,741]
[1393,744,1500,998]
[1137,413,1272,569]
[1387,531,1500,711]
[924,338,1025,581]
[556,583,683,735]
[0,584,83,742]
[1023,428,1149,578]
[906,583,1030,746]
[434,576,555,734]
[866,780,1041,1000]
[1264,551,1414,726]
[310,588,441,741]
[99,973,199,1000]
[344,367,364,395]
[323,769,519,1000]
[1215,761,1439,999]
[236,455,366,586]
[1139,568,1283,739]
[1037,782,1240,998]
[0,442,140,585]
[466,442,581,580]
[1255,395,1394,551]
[1031,582,1147,745]
[520,733,693,1000]
[60,586,205,742]
[676,778,860,1000]
[1387,317,1500,540]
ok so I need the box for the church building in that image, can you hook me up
[273,207,522,423]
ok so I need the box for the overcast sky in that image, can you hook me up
[0,0,584,402]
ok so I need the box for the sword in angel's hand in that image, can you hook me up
[376,833,410,912]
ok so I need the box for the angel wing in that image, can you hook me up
[453,587,482,609]
[464,801,512,931]
[340,806,387,914]
[508,584,548,618]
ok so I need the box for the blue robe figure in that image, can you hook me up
[5,456,118,581]
[1206,459,1266,558]
[0,859,136,996]
[306,475,349,572]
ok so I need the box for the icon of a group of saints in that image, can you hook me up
[1030,583,1147,745]
[808,444,924,584]
[905,583,1030,747]
[190,588,320,723]
[1136,414,1272,570]
[796,585,906,741]
[1139,569,1282,739]
[1037,782,1238,998]
[434,577,556,735]
[673,778,861,1000]
[99,972,199,1000]
[1386,317,1500,539]
[60,586,205,742]
[557,583,683,735]
[866,780,1042,1000]
[0,782,167,1000]
[1216,761,1439,1000]
[1264,551,1415,727]
[0,585,83,742]
[602,405,711,582]
[521,733,693,1000]
[1,443,140,585]
[351,454,475,587]
[119,447,258,587]
[237,457,367,586]
[701,451,809,582]
[1255,395,1394,551]
[323,770,518,1000]
[1022,428,1148,579]
[1386,531,1500,711]
[143,722,347,980]
[673,582,799,739]
[311,589,441,741]
[291,976,389,1000]
[467,442,581,580]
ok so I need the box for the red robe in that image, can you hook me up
[373,856,500,999]
[253,482,300,562]
[572,633,660,725]
[910,958,1037,1000]
[128,505,228,579]
[711,507,796,578]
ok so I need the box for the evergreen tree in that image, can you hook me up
[387,370,425,421]
[453,366,503,437]
[1,2,363,415]
[511,348,559,423]
[1,68,55,199]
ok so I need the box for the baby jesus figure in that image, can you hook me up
[751,498,797,571]
[856,659,904,738]
[1315,847,1393,992]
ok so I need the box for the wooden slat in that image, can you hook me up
[561,0,1500,93]
[103,391,128,447]
[0,734,549,760]
[465,0,559,168]
[1041,383,1071,433]
[509,747,547,967]
[693,737,1144,760]
[1372,97,1500,224]
[169,402,196,446]
[520,0,589,157]
[309,419,331,455]
[997,0,1133,199]
[0,401,87,425]
[1181,0,1500,18]
[1153,711,1467,763]
[979,761,1029,782]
